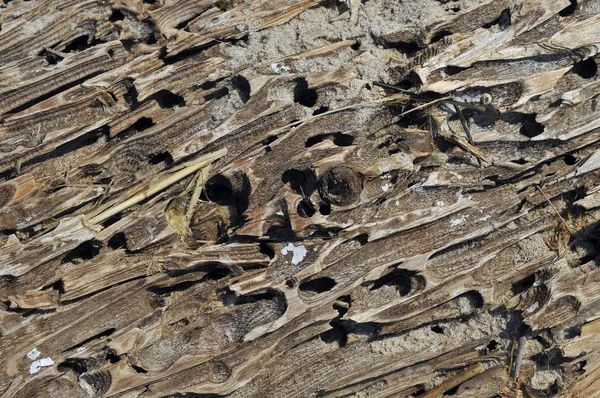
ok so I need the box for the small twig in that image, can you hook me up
[185,165,210,223]
[452,104,483,167]
[512,336,527,383]
[536,185,576,236]
[88,149,226,225]
[333,300,350,309]
[453,104,474,144]
[43,46,69,59]
[507,337,517,378]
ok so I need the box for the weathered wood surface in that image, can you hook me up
[0,0,600,397]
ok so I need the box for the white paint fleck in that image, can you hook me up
[276,211,284,216]
[281,243,307,265]
[475,344,486,351]
[381,184,390,192]
[271,63,290,73]
[27,348,40,360]
[29,358,54,374]
[395,200,399,206]
[526,302,539,313]
[478,215,491,222]
[533,279,541,287]
[76,347,86,353]
[450,215,468,226]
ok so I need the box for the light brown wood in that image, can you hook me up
[0,0,599,397]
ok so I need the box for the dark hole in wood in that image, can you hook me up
[63,35,90,53]
[293,78,318,107]
[261,135,278,148]
[65,328,116,351]
[512,274,536,294]
[430,30,452,44]
[351,40,361,51]
[104,347,121,363]
[299,277,337,293]
[108,232,127,250]
[200,80,218,90]
[319,204,331,215]
[148,151,174,166]
[57,358,88,374]
[320,321,348,347]
[282,168,317,196]
[317,167,363,206]
[259,242,275,259]
[305,132,354,147]
[312,105,329,116]
[572,58,597,79]
[203,174,250,217]
[519,114,544,138]
[152,90,186,108]
[462,290,484,309]
[61,239,102,264]
[412,385,427,396]
[285,279,295,288]
[132,117,154,132]
[42,279,65,294]
[482,8,511,30]
[431,325,444,334]
[297,199,316,218]
[564,153,577,165]
[444,65,468,76]
[231,75,251,103]
[559,0,577,16]
[397,70,423,89]
[109,9,125,22]
[512,158,528,165]
[131,364,148,373]
[124,80,138,105]
[204,87,229,101]
[369,269,415,296]
[444,384,460,395]
[486,340,498,350]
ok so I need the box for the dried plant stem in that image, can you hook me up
[185,165,210,223]
[88,149,226,225]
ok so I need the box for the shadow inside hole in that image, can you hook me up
[109,9,125,22]
[293,78,318,107]
[148,151,173,166]
[571,58,597,79]
[299,277,337,294]
[482,8,511,30]
[203,174,250,218]
[132,117,154,132]
[369,268,417,296]
[519,114,545,138]
[297,199,316,218]
[559,0,577,16]
[312,106,329,116]
[282,168,317,196]
[231,75,251,103]
[564,153,577,165]
[151,90,186,108]
[108,232,127,250]
[61,239,102,264]
[305,132,354,148]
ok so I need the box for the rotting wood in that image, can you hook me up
[0,0,600,397]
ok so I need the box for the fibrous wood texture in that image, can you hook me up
[1,0,600,397]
